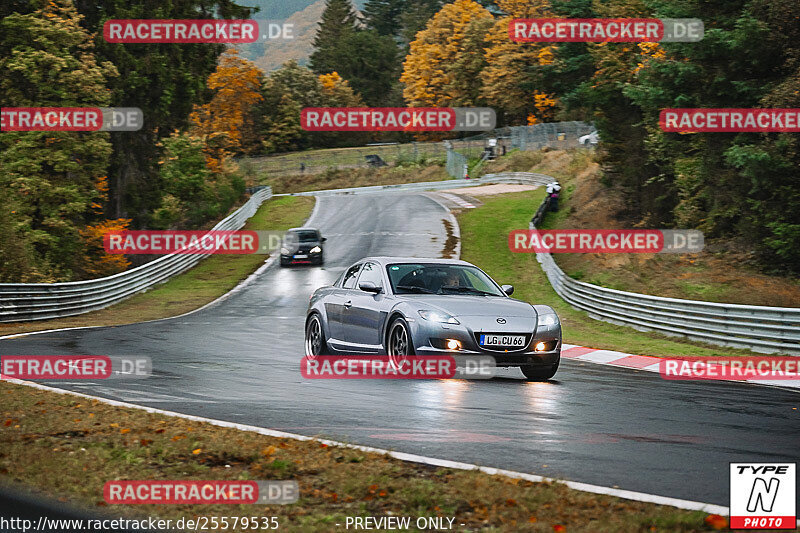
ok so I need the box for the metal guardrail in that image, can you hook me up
[1,175,546,324]
[519,175,800,355]
[5,169,798,355]
[279,172,554,197]
[0,187,272,323]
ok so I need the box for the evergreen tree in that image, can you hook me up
[399,0,451,44]
[363,0,406,37]
[337,30,401,106]
[309,0,360,75]
[72,0,255,223]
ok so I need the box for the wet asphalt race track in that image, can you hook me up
[1,192,799,508]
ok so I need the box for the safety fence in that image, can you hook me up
[445,143,469,179]
[0,187,272,323]
[242,142,447,176]
[444,121,595,177]
[242,122,596,179]
[524,178,800,355]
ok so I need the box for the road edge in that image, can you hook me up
[1,377,729,516]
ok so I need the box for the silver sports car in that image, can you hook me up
[304,257,562,381]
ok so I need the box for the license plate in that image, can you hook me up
[480,334,525,347]
[294,254,308,258]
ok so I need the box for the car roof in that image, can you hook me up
[357,257,473,266]
[287,227,320,233]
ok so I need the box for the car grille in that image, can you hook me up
[473,332,531,352]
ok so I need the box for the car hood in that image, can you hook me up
[284,241,321,252]
[403,295,536,318]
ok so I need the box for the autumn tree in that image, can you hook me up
[190,49,265,164]
[0,0,119,281]
[400,0,493,107]
[80,175,131,278]
[151,132,244,229]
[72,0,255,222]
[480,0,557,124]
[318,72,363,107]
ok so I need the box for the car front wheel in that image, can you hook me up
[305,314,328,358]
[521,362,559,381]
[387,317,415,367]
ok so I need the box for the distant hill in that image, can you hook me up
[235,0,366,72]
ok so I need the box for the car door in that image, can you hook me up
[341,262,388,352]
[324,263,361,349]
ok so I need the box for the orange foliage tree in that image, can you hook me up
[481,0,558,124]
[80,175,131,278]
[318,72,363,107]
[400,0,493,107]
[190,49,264,171]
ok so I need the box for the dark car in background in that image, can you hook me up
[280,227,326,267]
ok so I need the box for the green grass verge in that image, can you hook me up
[253,164,452,195]
[0,380,723,532]
[242,142,446,172]
[0,196,315,338]
[458,190,761,358]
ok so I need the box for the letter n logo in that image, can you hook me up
[747,477,779,512]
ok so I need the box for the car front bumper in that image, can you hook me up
[408,318,561,367]
[281,251,322,264]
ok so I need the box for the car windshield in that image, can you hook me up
[285,230,318,244]
[387,263,505,296]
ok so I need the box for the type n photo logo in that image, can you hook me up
[730,463,796,529]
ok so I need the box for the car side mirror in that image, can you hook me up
[501,284,514,296]
[321,237,327,242]
[359,281,382,294]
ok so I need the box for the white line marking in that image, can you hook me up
[5,378,729,516]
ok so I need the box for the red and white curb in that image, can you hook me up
[438,192,476,209]
[561,343,800,391]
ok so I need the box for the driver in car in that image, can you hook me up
[442,270,461,289]
[431,269,461,293]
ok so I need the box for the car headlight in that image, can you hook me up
[280,247,290,255]
[537,312,559,327]
[310,246,322,253]
[418,310,460,324]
